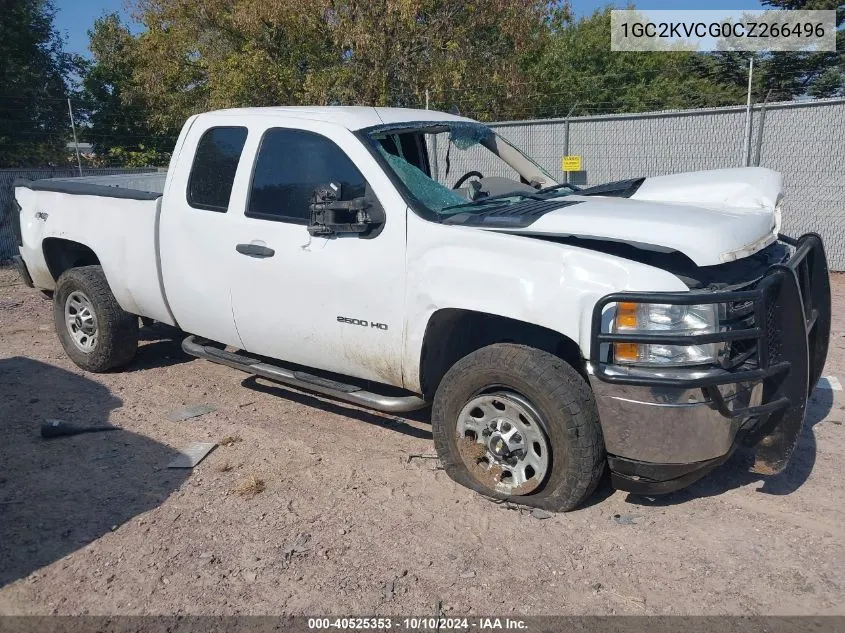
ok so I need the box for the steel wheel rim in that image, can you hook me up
[65,291,98,353]
[456,391,550,495]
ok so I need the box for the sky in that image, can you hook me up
[53,0,767,57]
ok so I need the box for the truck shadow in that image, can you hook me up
[123,322,192,372]
[0,357,189,587]
[240,375,433,440]
[625,386,834,507]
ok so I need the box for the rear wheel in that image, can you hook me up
[432,343,605,512]
[53,266,138,372]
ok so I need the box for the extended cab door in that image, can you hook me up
[228,122,409,388]
[159,117,251,348]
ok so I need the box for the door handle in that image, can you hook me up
[236,243,275,258]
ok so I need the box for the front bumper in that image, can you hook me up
[589,233,831,494]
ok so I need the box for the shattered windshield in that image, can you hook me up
[366,121,559,217]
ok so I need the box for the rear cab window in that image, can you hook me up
[187,126,248,212]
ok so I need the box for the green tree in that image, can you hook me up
[306,0,552,120]
[127,0,336,132]
[116,0,551,129]
[759,0,844,99]
[526,8,747,118]
[0,0,77,167]
[702,1,843,102]
[80,13,172,166]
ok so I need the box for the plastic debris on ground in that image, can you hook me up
[166,404,217,422]
[818,376,842,391]
[41,419,120,438]
[167,442,217,468]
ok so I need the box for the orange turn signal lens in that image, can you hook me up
[614,302,639,362]
[613,342,640,362]
[616,301,638,329]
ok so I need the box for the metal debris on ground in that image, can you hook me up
[40,419,121,438]
[166,404,217,422]
[406,452,440,463]
[612,513,642,525]
[166,442,217,468]
[530,508,553,520]
[818,376,842,391]
[434,599,444,619]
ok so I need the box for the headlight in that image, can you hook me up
[611,302,725,366]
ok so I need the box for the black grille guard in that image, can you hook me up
[590,233,831,474]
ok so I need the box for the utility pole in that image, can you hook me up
[562,102,578,185]
[427,88,440,180]
[742,56,754,167]
[67,98,83,176]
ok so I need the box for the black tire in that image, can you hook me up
[432,343,605,512]
[53,265,138,372]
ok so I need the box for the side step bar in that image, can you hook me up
[182,336,428,414]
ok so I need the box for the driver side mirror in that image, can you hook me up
[307,182,382,237]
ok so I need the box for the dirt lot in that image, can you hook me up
[0,266,843,616]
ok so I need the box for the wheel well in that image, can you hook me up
[419,308,586,400]
[43,238,100,281]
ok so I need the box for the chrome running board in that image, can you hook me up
[182,336,428,414]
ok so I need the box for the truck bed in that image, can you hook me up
[14,175,175,326]
[22,171,167,197]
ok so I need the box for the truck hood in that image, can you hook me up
[495,167,782,267]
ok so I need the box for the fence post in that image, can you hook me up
[67,98,83,177]
[562,103,578,184]
[427,88,440,181]
[742,56,754,167]
[753,90,772,167]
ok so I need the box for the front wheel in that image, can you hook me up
[432,343,605,512]
[53,266,139,372]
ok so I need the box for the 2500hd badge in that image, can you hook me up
[337,316,389,330]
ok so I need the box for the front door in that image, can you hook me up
[228,124,408,388]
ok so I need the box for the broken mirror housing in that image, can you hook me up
[308,181,374,237]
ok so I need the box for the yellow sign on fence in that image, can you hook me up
[562,155,582,172]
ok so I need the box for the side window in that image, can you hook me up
[187,126,248,212]
[247,128,367,223]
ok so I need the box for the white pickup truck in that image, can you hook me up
[11,106,831,511]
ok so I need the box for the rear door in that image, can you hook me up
[159,117,250,347]
[227,122,409,387]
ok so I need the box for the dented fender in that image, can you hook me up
[401,212,688,393]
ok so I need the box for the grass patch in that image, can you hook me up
[233,474,265,498]
[219,435,243,447]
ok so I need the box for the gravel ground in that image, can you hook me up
[0,267,843,616]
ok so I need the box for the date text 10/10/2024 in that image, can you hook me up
[307,617,528,630]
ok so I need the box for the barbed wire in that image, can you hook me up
[2,79,840,168]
